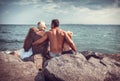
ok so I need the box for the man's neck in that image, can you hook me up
[52,27,59,29]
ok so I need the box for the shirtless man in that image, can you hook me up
[33,19,76,58]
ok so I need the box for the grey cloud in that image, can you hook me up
[43,0,120,10]
[0,0,120,10]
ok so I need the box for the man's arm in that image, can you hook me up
[64,32,77,54]
[32,32,48,45]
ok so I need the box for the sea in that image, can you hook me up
[0,24,120,54]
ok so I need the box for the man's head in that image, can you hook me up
[51,19,59,28]
[37,21,46,31]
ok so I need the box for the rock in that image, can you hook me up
[80,50,120,62]
[104,54,120,62]
[0,50,120,81]
[43,53,120,81]
[79,50,105,60]
[0,52,45,81]
[23,54,44,70]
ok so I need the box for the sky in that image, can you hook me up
[0,0,120,24]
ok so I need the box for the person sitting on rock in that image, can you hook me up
[11,21,49,70]
[62,31,74,54]
[33,19,76,58]
[24,21,48,55]
[23,21,49,70]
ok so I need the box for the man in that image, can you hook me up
[33,19,76,58]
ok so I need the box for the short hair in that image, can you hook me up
[37,21,45,26]
[37,21,46,30]
[52,19,59,27]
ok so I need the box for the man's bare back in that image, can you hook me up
[47,27,65,53]
[33,19,76,56]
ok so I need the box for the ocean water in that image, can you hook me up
[0,24,120,54]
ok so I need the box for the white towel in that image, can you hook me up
[19,48,33,59]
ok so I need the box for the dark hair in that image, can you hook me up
[52,19,59,27]
[37,22,40,26]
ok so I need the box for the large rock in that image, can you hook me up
[43,53,120,81]
[0,50,120,81]
[0,52,45,81]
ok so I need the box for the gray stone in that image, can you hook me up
[44,53,120,81]
[0,50,120,81]
[0,52,45,81]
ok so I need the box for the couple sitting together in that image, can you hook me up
[24,19,76,58]
[13,19,76,70]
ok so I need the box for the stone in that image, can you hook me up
[0,50,120,81]
[0,52,45,81]
[43,53,120,81]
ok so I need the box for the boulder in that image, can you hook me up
[0,50,120,81]
[43,53,120,81]
[0,52,45,81]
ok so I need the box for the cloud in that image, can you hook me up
[41,3,59,11]
[65,6,120,24]
[41,0,120,10]
[1,0,120,10]
[0,0,120,24]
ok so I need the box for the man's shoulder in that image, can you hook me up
[56,28,65,32]
[57,28,66,37]
[48,28,65,34]
[59,29,66,34]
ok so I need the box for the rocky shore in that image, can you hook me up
[0,50,120,81]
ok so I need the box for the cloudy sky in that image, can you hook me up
[0,0,120,24]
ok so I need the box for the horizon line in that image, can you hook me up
[0,23,120,25]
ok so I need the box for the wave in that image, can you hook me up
[0,31,11,34]
[0,39,23,43]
